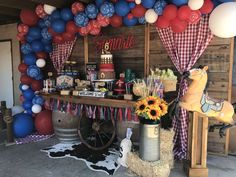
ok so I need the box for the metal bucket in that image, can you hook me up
[52,111,79,143]
[139,123,160,162]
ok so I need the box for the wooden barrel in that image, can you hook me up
[52,111,79,142]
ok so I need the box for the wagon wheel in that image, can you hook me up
[78,111,116,151]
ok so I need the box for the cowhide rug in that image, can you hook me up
[41,142,120,175]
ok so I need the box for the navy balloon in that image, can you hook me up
[13,113,34,138]
[123,16,138,26]
[129,2,136,9]
[85,4,99,19]
[23,53,36,66]
[219,0,234,2]
[28,27,41,40]
[35,73,43,80]
[51,19,66,33]
[170,0,188,6]
[31,40,44,52]
[154,0,167,15]
[95,0,104,7]
[100,2,115,17]
[141,0,156,8]
[21,43,32,54]
[74,12,89,27]
[41,28,52,41]
[23,88,35,100]
[61,8,74,21]
[138,16,146,24]
[32,95,45,106]
[23,100,33,110]
[44,43,53,53]
[43,16,52,27]
[25,109,33,115]
[26,34,34,43]
[115,0,130,17]
[51,10,61,20]
[27,65,41,78]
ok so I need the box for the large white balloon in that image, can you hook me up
[145,9,158,24]
[188,0,204,10]
[209,2,236,38]
[32,104,42,114]
[135,0,141,5]
[12,105,24,116]
[43,4,56,15]
[36,59,46,68]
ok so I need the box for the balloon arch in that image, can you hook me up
[16,0,234,119]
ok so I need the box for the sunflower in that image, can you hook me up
[135,100,147,115]
[159,103,168,116]
[146,106,162,120]
[146,96,159,106]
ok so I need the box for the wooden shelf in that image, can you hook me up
[42,94,136,108]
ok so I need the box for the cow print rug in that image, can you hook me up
[41,142,120,175]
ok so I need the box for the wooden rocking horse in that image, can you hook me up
[176,65,236,136]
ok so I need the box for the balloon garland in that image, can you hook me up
[16,0,231,118]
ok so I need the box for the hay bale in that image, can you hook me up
[127,129,174,177]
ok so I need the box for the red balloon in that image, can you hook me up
[20,75,32,85]
[62,32,75,41]
[156,16,170,29]
[170,18,187,33]
[131,4,146,18]
[18,63,28,73]
[16,33,26,42]
[71,2,85,15]
[163,4,178,21]
[177,5,191,21]
[187,10,201,24]
[66,21,78,34]
[17,24,29,34]
[200,0,214,15]
[35,110,54,135]
[36,52,48,59]
[35,4,47,18]
[78,27,89,36]
[97,13,110,27]
[110,15,123,28]
[31,80,43,91]
[53,35,64,44]
[48,27,59,37]
[88,20,101,36]
[20,9,39,26]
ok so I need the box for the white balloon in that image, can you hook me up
[135,0,141,5]
[145,9,158,24]
[209,2,236,38]
[22,84,29,90]
[36,59,46,68]
[188,0,204,10]
[12,105,24,116]
[31,104,42,114]
[43,4,56,15]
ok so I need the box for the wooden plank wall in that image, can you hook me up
[70,25,234,154]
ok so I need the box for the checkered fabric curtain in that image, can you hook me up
[49,37,77,73]
[156,15,213,160]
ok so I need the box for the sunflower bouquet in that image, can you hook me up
[135,96,168,121]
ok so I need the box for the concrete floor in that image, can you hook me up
[0,135,236,177]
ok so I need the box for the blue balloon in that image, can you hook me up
[28,27,41,40]
[85,4,99,19]
[21,43,32,54]
[138,16,146,24]
[41,38,52,45]
[51,19,66,33]
[23,100,33,110]
[19,83,25,92]
[25,109,33,115]
[95,0,104,7]
[41,28,52,41]
[219,0,234,2]
[23,53,36,66]
[38,19,47,28]
[123,16,138,26]
[74,12,89,27]
[23,88,35,101]
[100,2,115,17]
[35,73,43,80]
[13,113,34,138]
[170,0,188,6]
[31,40,44,52]
[154,0,167,15]
[129,2,136,9]
[61,8,74,21]
[44,43,53,53]
[141,0,156,8]
[26,34,34,43]
[51,10,61,20]
[43,16,52,27]
[27,65,41,78]
[32,95,45,106]
[115,0,130,17]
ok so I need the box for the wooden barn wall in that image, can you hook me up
[70,25,233,154]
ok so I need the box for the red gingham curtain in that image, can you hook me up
[156,15,213,160]
[49,37,77,73]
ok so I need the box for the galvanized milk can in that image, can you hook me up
[139,122,160,161]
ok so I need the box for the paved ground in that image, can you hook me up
[0,133,236,177]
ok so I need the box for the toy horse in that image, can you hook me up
[178,66,236,136]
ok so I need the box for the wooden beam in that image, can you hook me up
[0,6,20,17]
[0,0,35,9]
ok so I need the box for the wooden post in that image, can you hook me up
[183,111,209,177]
[3,108,14,144]
[0,101,6,131]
